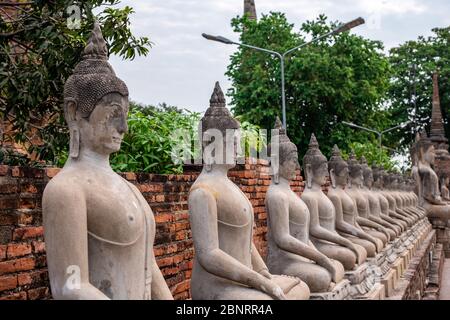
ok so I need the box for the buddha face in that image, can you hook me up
[311,160,329,186]
[279,152,300,181]
[364,170,374,188]
[77,92,129,155]
[203,128,241,168]
[349,166,363,187]
[333,162,349,187]
[373,174,383,189]
[423,145,436,165]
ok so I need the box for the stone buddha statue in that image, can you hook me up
[42,23,173,300]
[327,145,378,258]
[380,173,415,227]
[415,131,450,219]
[371,166,407,233]
[345,152,390,247]
[440,174,450,201]
[265,119,344,293]
[188,84,309,300]
[387,174,421,223]
[301,135,364,271]
[394,174,425,219]
[360,157,399,239]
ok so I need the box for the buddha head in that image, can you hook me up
[199,82,240,170]
[360,156,374,189]
[269,117,299,183]
[347,151,363,187]
[416,131,435,166]
[372,165,384,189]
[303,134,328,188]
[64,22,129,159]
[328,145,349,188]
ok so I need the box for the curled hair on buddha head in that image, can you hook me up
[302,134,327,171]
[268,117,298,184]
[347,150,362,179]
[268,117,297,164]
[63,21,129,159]
[63,21,129,120]
[199,81,240,138]
[328,145,347,176]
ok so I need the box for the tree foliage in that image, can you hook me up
[0,0,151,165]
[227,13,393,162]
[388,27,450,147]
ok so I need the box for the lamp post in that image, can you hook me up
[202,17,365,132]
[342,121,412,162]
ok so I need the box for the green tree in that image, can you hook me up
[227,13,393,161]
[0,0,151,165]
[388,27,450,147]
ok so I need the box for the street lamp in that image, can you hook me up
[202,17,365,131]
[342,121,412,162]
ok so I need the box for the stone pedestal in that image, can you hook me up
[344,263,384,299]
[310,279,352,300]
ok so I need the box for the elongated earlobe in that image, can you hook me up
[330,169,336,189]
[306,164,312,189]
[69,128,80,158]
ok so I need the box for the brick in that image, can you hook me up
[32,241,45,253]
[0,226,13,244]
[0,275,17,292]
[0,291,27,300]
[0,257,36,275]
[156,256,173,268]
[11,167,22,177]
[20,183,38,194]
[171,279,190,295]
[0,165,9,176]
[154,213,174,224]
[0,178,19,194]
[12,226,44,240]
[125,172,136,181]
[0,245,6,260]
[173,291,189,300]
[7,243,32,259]
[27,287,50,300]
[45,168,60,178]
[0,213,16,226]
[0,197,18,210]
[17,210,34,226]
[155,195,165,203]
[17,270,48,286]
[18,197,35,210]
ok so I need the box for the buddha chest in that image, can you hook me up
[84,173,147,246]
[287,190,310,242]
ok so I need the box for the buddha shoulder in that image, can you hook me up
[42,171,86,213]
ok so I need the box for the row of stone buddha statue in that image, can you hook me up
[42,23,431,300]
[188,87,428,299]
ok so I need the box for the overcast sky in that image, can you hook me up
[107,0,450,113]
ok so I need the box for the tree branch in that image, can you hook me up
[0,2,34,6]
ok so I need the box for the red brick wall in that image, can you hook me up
[0,160,304,300]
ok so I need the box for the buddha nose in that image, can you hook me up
[118,116,128,134]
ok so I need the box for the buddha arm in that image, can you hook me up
[329,194,379,246]
[267,194,336,276]
[189,188,283,299]
[422,171,446,205]
[42,183,109,300]
[356,216,390,239]
[304,196,359,257]
[251,242,270,276]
